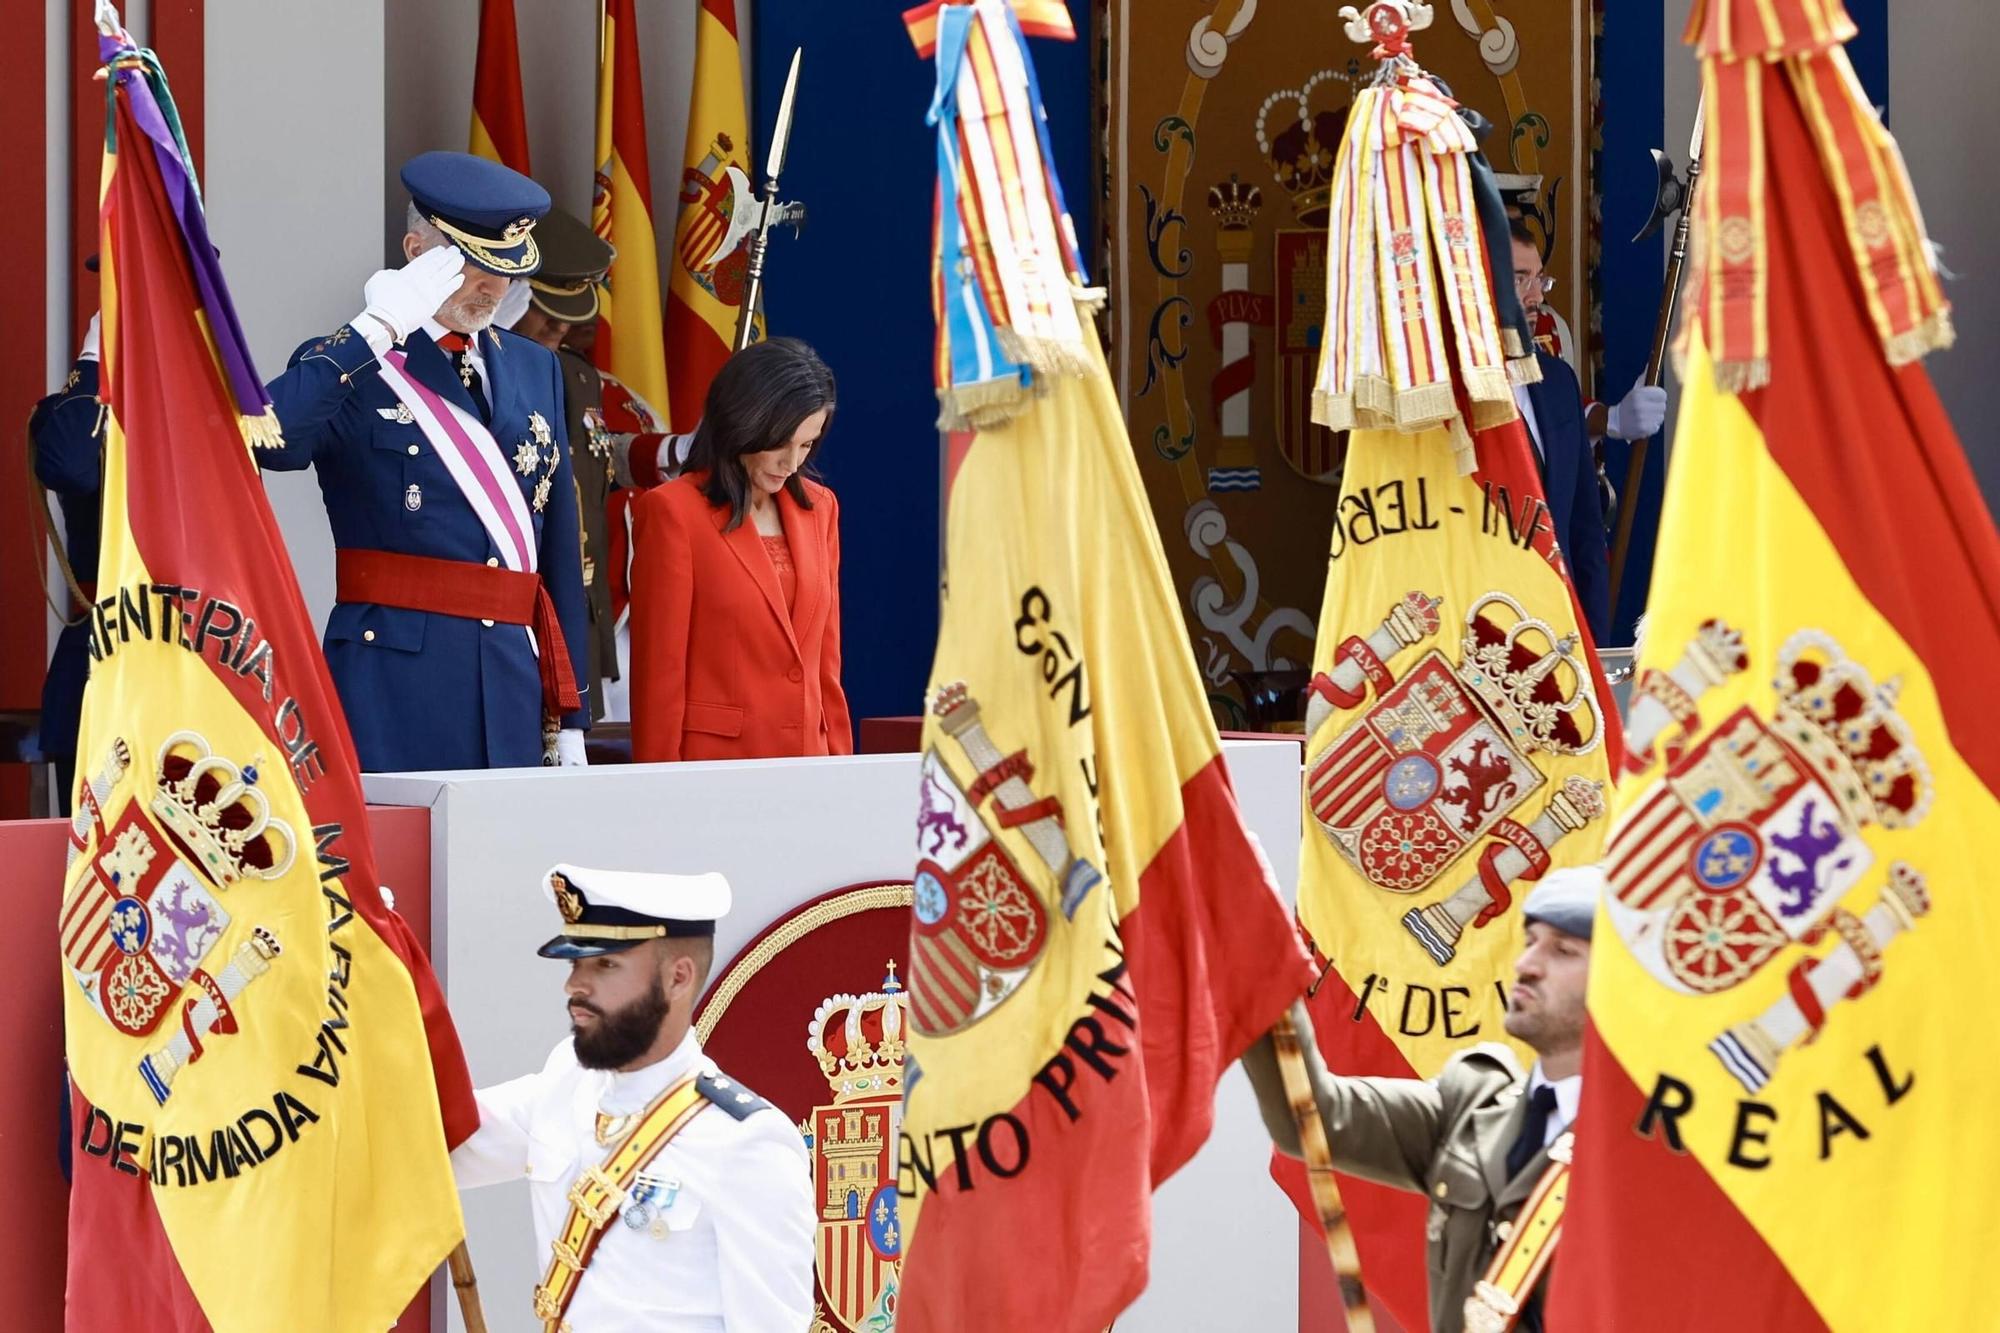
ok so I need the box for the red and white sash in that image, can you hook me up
[377,349,538,575]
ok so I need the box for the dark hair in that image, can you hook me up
[1507,217,1537,250]
[688,337,837,529]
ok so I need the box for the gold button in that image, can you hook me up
[406,444,419,456]
[481,618,495,628]
[1433,1181,1448,1199]
[485,556,499,567]
[363,629,376,642]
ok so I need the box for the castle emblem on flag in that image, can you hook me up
[1305,590,1606,965]
[1607,626,1935,1094]
[61,732,292,1092]
[906,682,1103,1036]
[804,966,907,1333]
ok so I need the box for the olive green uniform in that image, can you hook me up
[1245,1033,1566,1333]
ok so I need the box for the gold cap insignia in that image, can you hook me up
[552,872,585,924]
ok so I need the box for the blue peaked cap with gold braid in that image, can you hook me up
[400,150,549,277]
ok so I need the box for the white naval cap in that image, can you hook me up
[1521,864,1605,941]
[537,863,733,960]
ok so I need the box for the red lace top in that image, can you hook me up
[761,533,797,612]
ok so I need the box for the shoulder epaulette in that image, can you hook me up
[697,1070,773,1121]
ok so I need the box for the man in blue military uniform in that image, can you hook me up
[264,152,591,771]
[30,306,104,810]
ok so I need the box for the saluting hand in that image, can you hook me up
[359,244,467,345]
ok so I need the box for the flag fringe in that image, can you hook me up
[241,409,285,450]
[1710,357,1772,394]
[1507,354,1543,387]
[1884,307,1955,367]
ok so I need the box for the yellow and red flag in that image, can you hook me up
[664,0,753,432]
[591,0,669,415]
[1287,26,1621,1327]
[896,6,1311,1330]
[1551,7,1992,1329]
[62,26,474,1332]
[468,0,530,174]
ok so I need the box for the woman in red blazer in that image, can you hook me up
[630,338,853,761]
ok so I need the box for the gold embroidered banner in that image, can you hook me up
[1103,0,1593,729]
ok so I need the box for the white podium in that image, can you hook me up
[365,739,1306,1332]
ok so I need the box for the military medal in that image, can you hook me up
[404,483,422,512]
[622,1172,678,1235]
[529,411,553,447]
[533,476,552,512]
[514,438,540,475]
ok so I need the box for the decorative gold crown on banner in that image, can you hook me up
[807,965,908,1104]
[150,731,299,887]
[1459,593,1604,757]
[1207,175,1264,231]
[1771,633,1933,829]
[1255,65,1365,226]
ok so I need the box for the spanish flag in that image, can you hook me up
[896,6,1312,1330]
[1288,42,1620,1329]
[468,0,531,174]
[1551,7,1992,1329]
[664,0,752,432]
[591,0,670,415]
[63,26,474,1331]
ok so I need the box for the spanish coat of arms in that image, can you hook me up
[1305,589,1606,966]
[1607,623,1934,1093]
[804,969,908,1333]
[60,731,293,1104]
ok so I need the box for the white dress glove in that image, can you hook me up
[356,245,467,347]
[554,728,588,767]
[79,313,102,362]
[495,277,533,331]
[1604,378,1668,441]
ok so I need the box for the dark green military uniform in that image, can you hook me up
[1247,1030,1560,1332]
[520,206,620,720]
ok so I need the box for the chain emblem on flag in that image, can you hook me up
[1306,589,1606,966]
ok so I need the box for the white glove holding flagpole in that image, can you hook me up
[357,244,467,345]
[1604,377,1669,441]
[554,728,588,767]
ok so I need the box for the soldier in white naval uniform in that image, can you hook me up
[452,865,814,1331]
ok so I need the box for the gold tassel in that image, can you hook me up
[240,409,285,450]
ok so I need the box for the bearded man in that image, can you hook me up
[1244,867,1604,1333]
[263,151,590,771]
[452,864,814,1331]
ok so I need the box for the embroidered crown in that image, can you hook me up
[1458,592,1604,756]
[1207,175,1264,231]
[150,731,298,888]
[1256,66,1365,225]
[1771,632,1932,829]
[807,965,908,1103]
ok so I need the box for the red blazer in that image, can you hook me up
[630,471,854,761]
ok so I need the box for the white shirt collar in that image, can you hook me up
[1512,382,1543,461]
[1527,1063,1582,1144]
[595,1028,706,1114]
